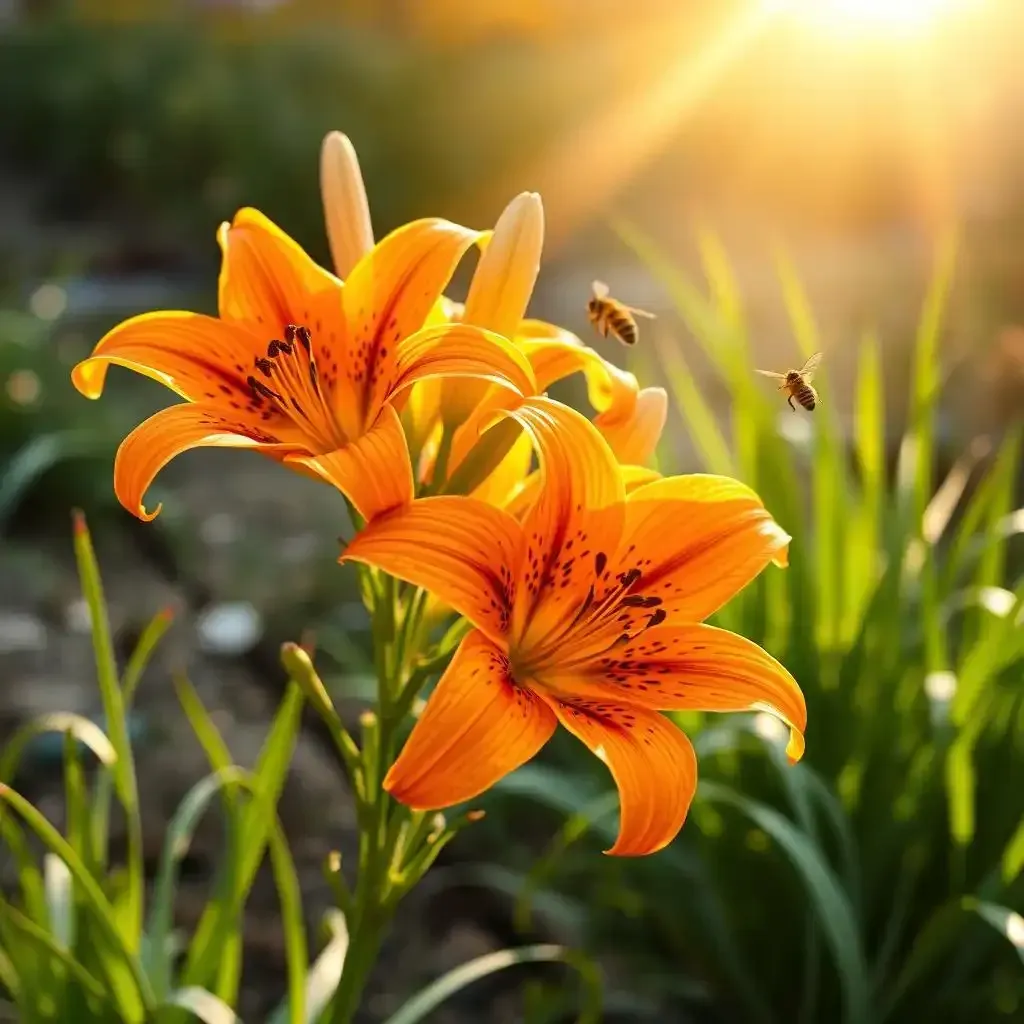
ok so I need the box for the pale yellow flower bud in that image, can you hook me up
[463,191,544,341]
[320,131,374,279]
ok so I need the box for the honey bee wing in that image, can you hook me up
[591,280,610,299]
[798,351,824,382]
[626,305,657,319]
[754,368,786,380]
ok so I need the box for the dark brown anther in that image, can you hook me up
[267,339,282,358]
[247,375,283,403]
[594,552,607,576]
[284,324,297,343]
[254,356,273,377]
[647,608,667,628]
[296,325,312,351]
[621,594,662,608]
[617,568,642,587]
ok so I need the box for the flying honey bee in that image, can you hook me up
[755,351,824,411]
[587,280,656,346]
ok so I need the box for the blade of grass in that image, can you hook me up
[0,712,116,782]
[144,767,248,1002]
[43,853,74,951]
[180,679,304,1003]
[381,945,602,1024]
[654,332,734,476]
[904,237,957,673]
[71,509,144,948]
[0,898,109,1006]
[267,909,348,1024]
[0,784,154,1021]
[972,901,1024,966]
[701,780,871,1024]
[494,765,770,1023]
[163,987,239,1024]
[122,607,175,706]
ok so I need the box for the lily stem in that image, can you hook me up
[330,573,421,1023]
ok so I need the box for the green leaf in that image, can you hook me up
[180,681,304,1004]
[515,791,619,933]
[0,712,116,782]
[72,510,144,948]
[163,987,239,1024]
[381,945,602,1024]
[972,900,1024,966]
[882,897,1024,1019]
[122,607,175,706]
[0,783,154,1021]
[700,781,871,1024]
[0,898,109,1006]
[264,808,309,1024]
[268,909,348,1024]
[1000,815,1024,887]
[43,853,74,951]
[0,432,100,531]
[144,767,248,1002]
[654,332,734,476]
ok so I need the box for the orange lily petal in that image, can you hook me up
[380,323,536,413]
[402,294,463,456]
[505,463,662,521]
[71,311,261,405]
[342,218,482,424]
[340,496,522,646]
[113,403,297,522]
[320,131,374,279]
[543,624,806,764]
[594,386,668,466]
[284,404,414,523]
[541,697,697,856]
[469,429,534,509]
[384,630,557,809]
[217,207,340,329]
[619,475,791,622]
[506,397,625,650]
[516,327,639,415]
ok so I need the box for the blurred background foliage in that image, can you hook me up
[1,0,1022,1021]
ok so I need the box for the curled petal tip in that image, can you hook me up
[771,530,792,568]
[136,502,162,523]
[785,727,806,765]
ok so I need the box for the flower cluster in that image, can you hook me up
[73,131,806,857]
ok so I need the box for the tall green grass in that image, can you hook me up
[0,513,603,1022]
[489,226,1023,1023]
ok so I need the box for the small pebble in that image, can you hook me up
[196,601,263,656]
[0,611,46,653]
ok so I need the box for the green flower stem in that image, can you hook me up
[329,562,476,1023]
[330,574,433,1023]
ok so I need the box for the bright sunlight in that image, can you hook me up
[775,0,976,35]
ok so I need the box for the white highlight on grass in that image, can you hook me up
[924,670,957,704]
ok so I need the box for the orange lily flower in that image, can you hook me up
[319,131,667,504]
[72,207,534,523]
[341,397,806,856]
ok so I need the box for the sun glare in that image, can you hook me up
[774,0,975,35]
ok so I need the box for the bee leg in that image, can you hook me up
[787,396,795,411]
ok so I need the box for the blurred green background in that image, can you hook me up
[1,0,1021,1021]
